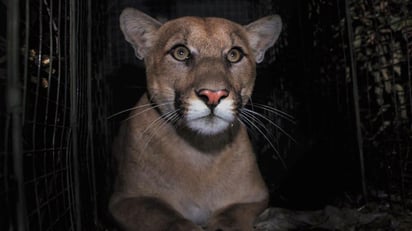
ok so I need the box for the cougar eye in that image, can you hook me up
[226,47,244,63]
[171,45,191,61]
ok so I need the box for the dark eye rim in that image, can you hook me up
[169,44,191,61]
[226,47,245,63]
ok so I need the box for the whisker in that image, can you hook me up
[122,102,174,122]
[239,113,287,168]
[108,89,175,120]
[241,111,280,155]
[242,108,296,143]
[246,103,296,124]
[107,103,155,120]
[240,110,277,142]
[142,109,180,135]
[141,109,181,151]
[238,118,261,142]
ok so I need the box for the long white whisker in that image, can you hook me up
[247,103,296,124]
[142,109,179,135]
[107,101,174,120]
[241,110,277,142]
[242,108,296,143]
[141,109,181,151]
[238,118,261,141]
[239,113,286,168]
[107,104,152,120]
[242,110,282,151]
[123,102,174,122]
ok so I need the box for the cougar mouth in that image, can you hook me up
[181,96,236,135]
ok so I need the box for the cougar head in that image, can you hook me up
[120,9,282,136]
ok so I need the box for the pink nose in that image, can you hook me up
[197,89,229,106]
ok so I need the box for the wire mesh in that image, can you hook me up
[2,0,109,230]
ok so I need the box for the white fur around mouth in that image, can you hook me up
[185,98,235,135]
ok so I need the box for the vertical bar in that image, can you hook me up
[406,17,412,129]
[344,0,368,203]
[41,1,54,227]
[6,0,28,231]
[69,0,82,230]
[87,0,98,224]
[32,1,44,227]
[22,0,30,123]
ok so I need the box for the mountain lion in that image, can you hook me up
[110,8,282,231]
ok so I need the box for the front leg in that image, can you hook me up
[206,200,268,231]
[110,196,203,231]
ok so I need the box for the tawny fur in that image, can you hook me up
[110,8,282,231]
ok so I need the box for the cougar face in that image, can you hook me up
[120,10,281,136]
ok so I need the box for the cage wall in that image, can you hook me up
[1,0,110,230]
[348,0,412,207]
[300,0,412,208]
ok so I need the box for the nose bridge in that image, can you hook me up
[193,57,228,91]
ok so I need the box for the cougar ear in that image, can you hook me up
[245,15,282,63]
[120,8,162,60]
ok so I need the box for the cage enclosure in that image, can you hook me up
[1,0,412,230]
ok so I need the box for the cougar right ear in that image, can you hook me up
[120,8,162,60]
[245,15,282,63]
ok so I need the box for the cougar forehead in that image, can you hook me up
[150,17,252,59]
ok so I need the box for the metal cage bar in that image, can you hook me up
[6,0,27,230]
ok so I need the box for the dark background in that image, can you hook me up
[1,0,411,230]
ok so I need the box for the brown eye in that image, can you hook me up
[171,45,191,61]
[226,48,244,63]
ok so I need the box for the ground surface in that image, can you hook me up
[256,203,412,230]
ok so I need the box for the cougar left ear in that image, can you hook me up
[245,15,282,63]
[120,8,162,60]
